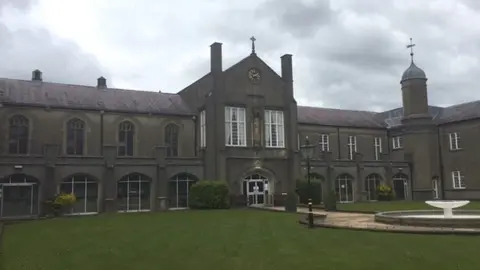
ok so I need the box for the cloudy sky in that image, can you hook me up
[1,0,479,111]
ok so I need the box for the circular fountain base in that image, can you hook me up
[375,210,480,228]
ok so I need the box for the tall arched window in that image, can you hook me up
[335,174,354,203]
[393,173,409,200]
[365,174,382,201]
[66,118,85,155]
[117,173,151,212]
[8,115,29,154]
[165,123,179,157]
[59,174,98,214]
[118,121,134,156]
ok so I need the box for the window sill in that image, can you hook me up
[265,147,286,149]
[449,148,462,152]
[392,148,403,151]
[452,187,466,190]
[225,145,247,148]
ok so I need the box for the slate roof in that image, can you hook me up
[0,78,193,116]
[1,76,479,128]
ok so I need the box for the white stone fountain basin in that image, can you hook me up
[425,200,470,218]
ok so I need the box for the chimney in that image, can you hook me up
[97,76,107,88]
[210,42,223,73]
[32,69,43,81]
[280,54,293,82]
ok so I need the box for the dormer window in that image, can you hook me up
[32,69,42,81]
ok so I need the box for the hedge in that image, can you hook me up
[296,179,323,205]
[189,181,230,209]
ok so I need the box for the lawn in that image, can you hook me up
[333,201,480,212]
[1,210,479,270]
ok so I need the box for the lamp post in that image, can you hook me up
[300,136,315,228]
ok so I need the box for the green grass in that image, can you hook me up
[333,201,480,212]
[1,210,479,270]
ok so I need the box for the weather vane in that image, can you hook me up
[250,36,256,54]
[406,37,415,63]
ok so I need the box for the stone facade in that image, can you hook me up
[0,41,478,219]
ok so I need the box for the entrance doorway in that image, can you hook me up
[335,174,354,203]
[393,173,408,200]
[365,174,382,201]
[432,177,439,199]
[243,174,269,206]
[117,173,151,212]
[0,174,39,218]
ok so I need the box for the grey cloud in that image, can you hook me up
[0,0,109,86]
[255,0,333,38]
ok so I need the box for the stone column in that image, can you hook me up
[153,146,168,211]
[42,144,59,216]
[355,152,365,202]
[102,145,117,213]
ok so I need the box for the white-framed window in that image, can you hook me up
[265,110,285,148]
[392,136,402,149]
[319,134,329,151]
[374,137,382,160]
[452,171,465,189]
[449,132,460,150]
[200,110,206,148]
[225,107,246,147]
[347,135,357,160]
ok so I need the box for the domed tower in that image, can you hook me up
[400,38,440,200]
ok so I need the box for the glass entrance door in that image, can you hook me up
[0,183,38,218]
[335,176,354,203]
[247,180,265,206]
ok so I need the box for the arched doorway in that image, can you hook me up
[59,174,98,215]
[117,173,151,212]
[335,174,354,203]
[393,173,408,200]
[365,174,382,201]
[243,174,269,206]
[0,174,39,218]
[168,173,198,209]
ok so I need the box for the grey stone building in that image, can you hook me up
[0,40,478,219]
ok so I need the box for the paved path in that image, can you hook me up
[254,206,480,234]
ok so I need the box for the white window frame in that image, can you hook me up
[225,107,246,147]
[374,137,382,160]
[392,136,402,149]
[451,171,465,189]
[265,110,285,148]
[347,135,357,160]
[449,132,460,150]
[200,110,206,148]
[319,134,329,151]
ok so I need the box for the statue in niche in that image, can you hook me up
[253,110,262,147]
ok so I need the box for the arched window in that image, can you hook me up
[0,174,39,218]
[8,115,29,154]
[335,174,354,203]
[118,121,134,156]
[165,123,179,157]
[393,173,409,200]
[59,174,98,214]
[365,174,382,201]
[117,173,151,212]
[168,173,198,209]
[66,118,85,155]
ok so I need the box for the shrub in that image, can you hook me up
[44,192,77,217]
[296,179,322,205]
[377,184,394,201]
[324,189,337,211]
[189,181,230,209]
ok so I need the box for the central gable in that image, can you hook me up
[222,53,287,106]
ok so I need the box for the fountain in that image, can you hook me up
[374,200,480,229]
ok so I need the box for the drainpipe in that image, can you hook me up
[193,115,198,156]
[336,127,341,159]
[437,127,446,199]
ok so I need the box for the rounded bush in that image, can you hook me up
[189,181,230,209]
[377,184,394,201]
[296,179,322,205]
